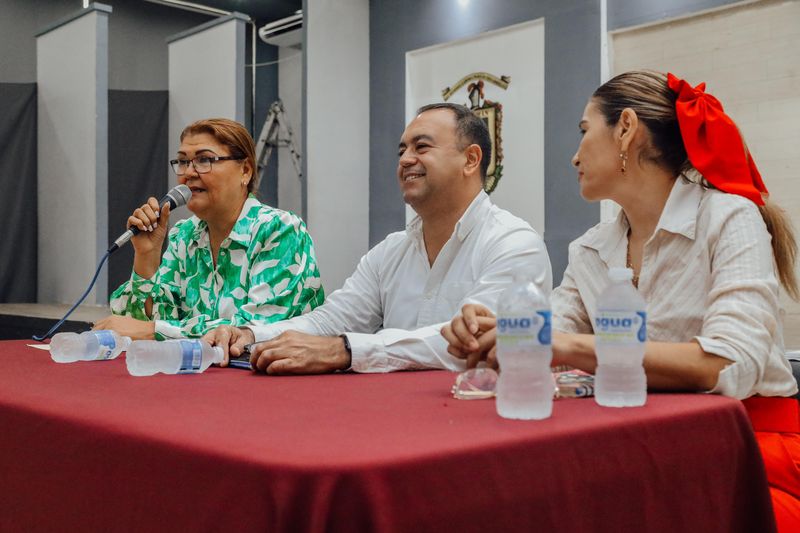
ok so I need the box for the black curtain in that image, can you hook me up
[107,90,168,296]
[0,83,37,302]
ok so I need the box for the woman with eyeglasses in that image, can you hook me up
[94,118,324,341]
[442,71,799,530]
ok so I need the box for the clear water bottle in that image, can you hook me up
[594,267,647,407]
[50,330,131,363]
[126,339,223,376]
[495,275,553,420]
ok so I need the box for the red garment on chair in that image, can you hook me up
[743,397,800,533]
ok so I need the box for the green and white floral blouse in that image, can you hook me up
[110,195,325,340]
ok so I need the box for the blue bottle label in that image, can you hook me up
[594,311,646,344]
[497,311,551,347]
[536,310,552,345]
[92,330,116,360]
[178,340,202,374]
[636,311,647,343]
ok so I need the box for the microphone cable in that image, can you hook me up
[32,250,111,341]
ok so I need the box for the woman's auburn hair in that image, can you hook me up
[592,70,798,301]
[180,118,258,194]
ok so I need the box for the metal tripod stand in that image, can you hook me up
[255,99,302,188]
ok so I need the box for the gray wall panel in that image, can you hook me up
[0,0,212,87]
[544,2,604,282]
[608,0,745,30]
[106,1,211,90]
[107,90,169,297]
[95,10,110,295]
[0,0,76,83]
[0,83,37,302]
[369,0,602,283]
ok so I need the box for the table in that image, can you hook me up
[0,340,775,532]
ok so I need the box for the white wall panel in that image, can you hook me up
[405,19,546,235]
[168,15,246,189]
[305,0,369,292]
[36,5,111,305]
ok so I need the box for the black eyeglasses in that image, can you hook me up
[169,155,244,175]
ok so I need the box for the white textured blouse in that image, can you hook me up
[552,177,797,399]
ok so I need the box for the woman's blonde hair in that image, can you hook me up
[592,70,798,300]
[180,118,258,194]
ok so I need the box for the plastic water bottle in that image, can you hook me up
[126,339,223,376]
[50,330,131,363]
[594,267,647,407]
[495,275,553,420]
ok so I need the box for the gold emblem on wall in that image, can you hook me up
[442,72,510,193]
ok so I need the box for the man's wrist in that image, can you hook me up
[241,327,256,345]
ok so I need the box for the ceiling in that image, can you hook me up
[192,0,301,24]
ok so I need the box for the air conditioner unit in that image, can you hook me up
[259,11,302,48]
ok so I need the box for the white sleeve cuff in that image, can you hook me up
[248,323,284,342]
[345,331,387,373]
[694,335,753,400]
[154,320,183,340]
[344,325,464,373]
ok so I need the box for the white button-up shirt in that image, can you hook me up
[249,191,552,372]
[553,177,797,399]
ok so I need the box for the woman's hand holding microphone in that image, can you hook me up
[129,198,171,280]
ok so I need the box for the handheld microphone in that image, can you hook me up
[108,184,192,253]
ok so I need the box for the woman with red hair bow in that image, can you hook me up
[442,71,800,530]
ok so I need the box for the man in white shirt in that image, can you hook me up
[204,103,551,374]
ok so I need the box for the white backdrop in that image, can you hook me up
[405,18,545,234]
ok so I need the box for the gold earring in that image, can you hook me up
[620,152,628,173]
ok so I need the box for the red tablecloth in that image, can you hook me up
[0,340,775,532]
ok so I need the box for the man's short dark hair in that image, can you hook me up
[416,103,492,182]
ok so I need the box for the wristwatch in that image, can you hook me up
[338,334,353,371]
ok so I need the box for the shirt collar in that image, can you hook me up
[653,177,701,240]
[456,190,491,241]
[406,211,423,238]
[405,190,491,243]
[580,209,628,264]
[189,194,260,248]
[580,178,703,262]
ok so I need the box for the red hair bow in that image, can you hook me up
[667,73,768,205]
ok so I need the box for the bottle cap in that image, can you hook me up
[50,333,82,363]
[608,267,634,282]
